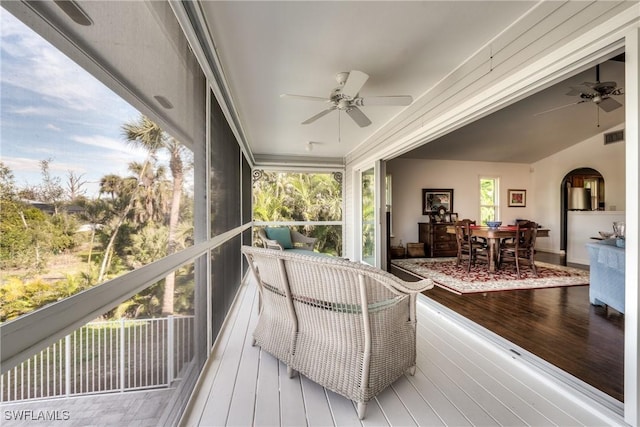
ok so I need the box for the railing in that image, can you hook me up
[0,316,194,402]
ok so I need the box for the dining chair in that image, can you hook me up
[500,219,530,246]
[454,220,488,272]
[498,220,538,278]
[460,218,488,246]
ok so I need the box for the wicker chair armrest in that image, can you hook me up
[257,228,285,250]
[388,278,434,294]
[263,238,284,250]
[291,230,317,250]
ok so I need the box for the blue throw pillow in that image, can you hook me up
[265,227,293,249]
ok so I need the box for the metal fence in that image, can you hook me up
[1,316,194,402]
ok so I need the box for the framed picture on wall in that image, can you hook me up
[508,189,526,207]
[422,188,453,215]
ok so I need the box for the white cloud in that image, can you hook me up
[2,156,42,173]
[8,106,50,115]
[3,156,83,174]
[46,123,62,132]
[70,134,144,155]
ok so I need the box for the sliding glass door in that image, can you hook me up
[361,167,376,265]
[360,161,387,267]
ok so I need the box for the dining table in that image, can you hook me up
[446,225,550,272]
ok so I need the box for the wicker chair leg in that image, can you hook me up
[407,365,416,376]
[357,402,367,420]
[251,338,256,347]
[287,366,296,378]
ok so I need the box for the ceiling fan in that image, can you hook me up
[535,64,624,116]
[281,70,413,128]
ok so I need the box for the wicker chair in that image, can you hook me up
[257,227,317,251]
[241,245,434,419]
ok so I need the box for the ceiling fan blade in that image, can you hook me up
[567,85,597,96]
[346,106,372,127]
[281,94,329,102]
[598,96,622,113]
[566,87,583,96]
[593,81,618,93]
[533,100,587,116]
[301,106,336,125]
[359,95,413,106]
[341,70,369,98]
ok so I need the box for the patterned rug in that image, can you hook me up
[391,257,589,294]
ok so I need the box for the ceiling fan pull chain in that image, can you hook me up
[338,110,341,143]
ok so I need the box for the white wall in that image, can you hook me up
[567,211,625,265]
[531,123,625,253]
[386,158,532,247]
[387,124,626,253]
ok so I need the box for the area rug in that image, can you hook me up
[391,257,589,294]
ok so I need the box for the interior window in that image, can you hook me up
[479,176,499,224]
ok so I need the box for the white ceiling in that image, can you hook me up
[400,58,625,162]
[200,1,625,164]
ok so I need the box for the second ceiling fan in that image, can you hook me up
[281,70,412,128]
[536,63,624,116]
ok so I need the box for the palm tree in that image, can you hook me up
[77,198,110,272]
[122,115,187,315]
[96,172,142,283]
[99,174,123,200]
[127,161,170,225]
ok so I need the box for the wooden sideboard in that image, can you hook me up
[419,222,457,257]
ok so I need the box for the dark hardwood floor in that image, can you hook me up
[392,252,624,402]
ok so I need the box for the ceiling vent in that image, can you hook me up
[604,129,624,145]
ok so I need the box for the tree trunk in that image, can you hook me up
[161,146,183,316]
[98,161,151,283]
[97,218,122,283]
[87,227,96,271]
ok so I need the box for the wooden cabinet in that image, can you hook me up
[419,222,457,257]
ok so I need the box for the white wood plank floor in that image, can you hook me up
[180,277,626,426]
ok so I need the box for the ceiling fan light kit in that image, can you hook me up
[281,70,413,128]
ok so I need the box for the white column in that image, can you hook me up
[376,160,387,269]
[625,25,640,426]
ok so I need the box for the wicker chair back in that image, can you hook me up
[241,245,433,419]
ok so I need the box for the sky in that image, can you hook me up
[1,8,148,198]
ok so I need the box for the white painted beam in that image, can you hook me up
[625,24,640,427]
